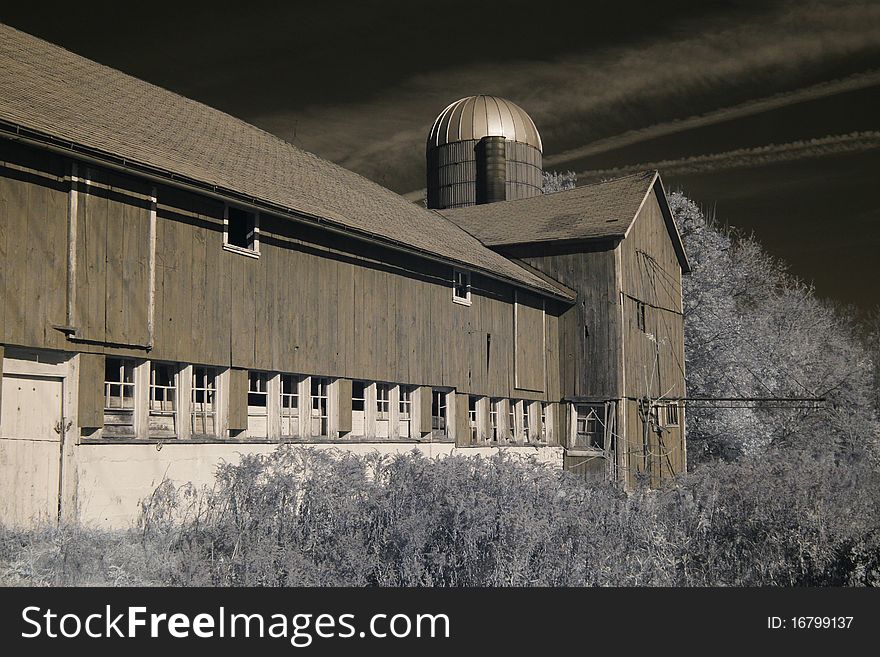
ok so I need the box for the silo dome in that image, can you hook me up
[427,95,543,151]
[426,95,543,210]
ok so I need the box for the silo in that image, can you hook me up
[426,95,543,210]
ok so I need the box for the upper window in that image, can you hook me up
[224,205,259,256]
[665,402,680,427]
[452,269,471,305]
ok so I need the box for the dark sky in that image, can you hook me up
[3,0,879,311]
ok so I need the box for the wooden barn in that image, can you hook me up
[0,25,689,527]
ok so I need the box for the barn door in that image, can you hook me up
[0,374,64,527]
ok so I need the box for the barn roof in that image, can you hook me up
[0,24,574,301]
[439,171,691,272]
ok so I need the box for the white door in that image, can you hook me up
[0,374,64,527]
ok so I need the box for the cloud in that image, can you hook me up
[543,69,880,168]
[575,131,880,181]
[246,0,880,194]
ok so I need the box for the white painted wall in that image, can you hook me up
[74,442,563,528]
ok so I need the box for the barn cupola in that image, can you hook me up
[426,95,543,209]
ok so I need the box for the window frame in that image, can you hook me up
[222,203,260,258]
[452,268,472,306]
[148,361,178,439]
[191,365,219,437]
[574,403,606,450]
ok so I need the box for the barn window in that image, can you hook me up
[224,205,259,256]
[521,400,531,442]
[149,362,177,438]
[310,377,329,436]
[489,398,501,441]
[665,402,680,427]
[508,401,517,442]
[636,301,647,333]
[398,385,413,438]
[574,404,605,450]
[468,395,478,444]
[191,366,218,436]
[104,358,136,438]
[432,388,448,434]
[280,374,301,437]
[247,371,269,438]
[540,402,549,442]
[452,268,471,305]
[376,382,391,438]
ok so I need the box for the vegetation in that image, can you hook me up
[1,192,877,587]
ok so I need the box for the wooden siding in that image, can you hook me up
[511,242,622,400]
[514,290,545,392]
[75,167,152,347]
[619,188,686,402]
[0,142,69,351]
[0,142,562,401]
[619,187,687,482]
[78,352,105,428]
[227,368,248,431]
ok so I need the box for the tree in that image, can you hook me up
[542,170,577,193]
[669,192,878,466]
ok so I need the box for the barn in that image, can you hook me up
[0,24,689,527]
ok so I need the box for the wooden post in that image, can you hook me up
[227,368,248,433]
[334,378,352,436]
[413,385,432,436]
[453,392,469,447]
[0,345,4,418]
[77,352,105,428]
[476,396,490,443]
[528,400,540,443]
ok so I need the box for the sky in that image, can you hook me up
[3,0,879,311]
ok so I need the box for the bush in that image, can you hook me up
[128,446,880,587]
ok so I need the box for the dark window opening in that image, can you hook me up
[227,206,256,250]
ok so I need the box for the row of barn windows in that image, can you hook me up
[103,358,554,443]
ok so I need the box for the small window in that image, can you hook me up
[311,377,329,436]
[280,374,301,437]
[192,366,218,436]
[665,402,680,427]
[399,385,413,438]
[376,383,390,420]
[149,362,177,438]
[104,358,136,438]
[508,401,516,443]
[575,404,605,450]
[489,398,500,441]
[468,395,478,445]
[224,205,259,255]
[247,371,269,438]
[521,401,531,442]
[432,389,448,434]
[636,301,647,333]
[351,381,366,436]
[540,402,549,442]
[452,268,471,305]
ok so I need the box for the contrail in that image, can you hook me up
[543,70,880,168]
[575,131,880,181]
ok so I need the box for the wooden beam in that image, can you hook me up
[334,378,352,435]
[454,392,470,447]
[0,345,4,418]
[77,352,105,428]
[414,386,432,435]
[227,368,248,432]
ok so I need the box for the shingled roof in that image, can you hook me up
[439,171,689,271]
[0,24,573,301]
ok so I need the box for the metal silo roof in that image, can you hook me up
[427,95,543,151]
